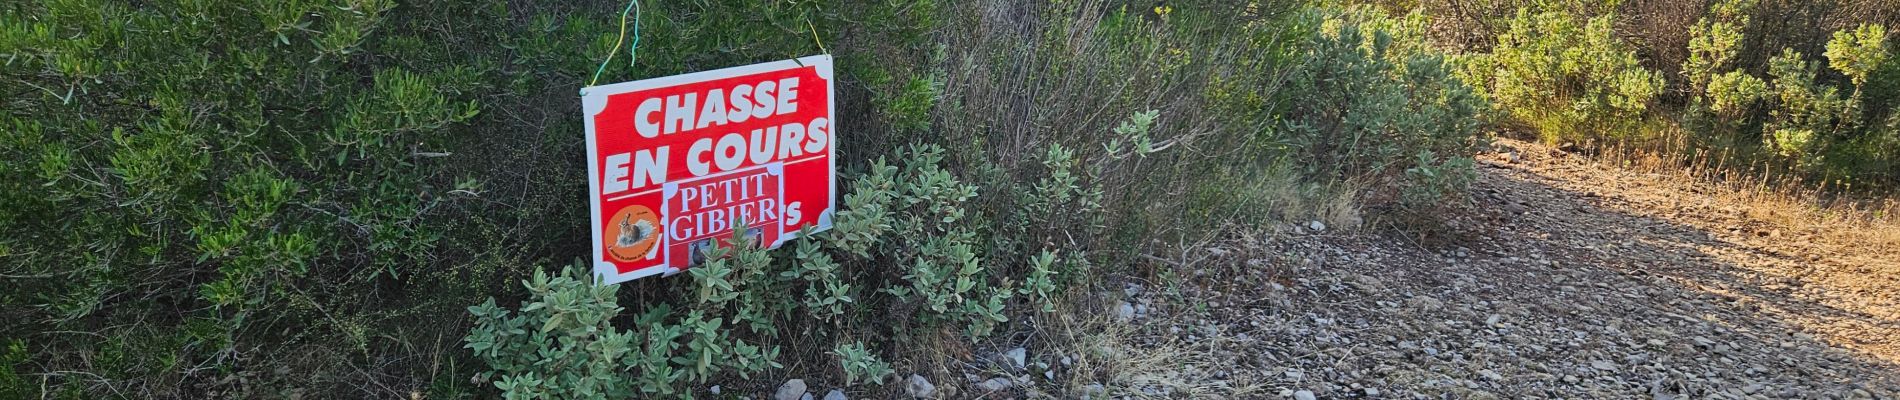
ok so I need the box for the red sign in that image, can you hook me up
[582,55,835,284]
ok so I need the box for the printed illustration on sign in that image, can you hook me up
[604,205,660,262]
[581,55,836,285]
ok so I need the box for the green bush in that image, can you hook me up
[1280,9,1490,214]
[464,266,651,399]
[0,0,934,397]
[1472,10,1666,143]
[832,341,894,386]
[461,142,1093,395]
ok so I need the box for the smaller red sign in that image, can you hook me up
[662,163,783,269]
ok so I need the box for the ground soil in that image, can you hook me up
[1079,139,1900,399]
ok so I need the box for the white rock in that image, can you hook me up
[977,377,1013,391]
[1116,302,1136,321]
[1080,384,1106,399]
[822,389,846,400]
[1309,221,1327,232]
[1004,348,1027,369]
[905,374,935,398]
[709,385,721,395]
[1294,390,1318,400]
[775,379,808,400]
[1364,387,1381,396]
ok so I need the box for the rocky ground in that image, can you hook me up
[762,139,1898,399]
[1047,139,1900,399]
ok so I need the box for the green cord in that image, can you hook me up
[586,0,640,91]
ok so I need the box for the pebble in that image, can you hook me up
[775,379,807,400]
[822,389,846,400]
[977,377,1013,392]
[905,375,935,399]
[1004,348,1027,369]
[1080,384,1106,399]
[1116,302,1136,321]
[1294,390,1317,400]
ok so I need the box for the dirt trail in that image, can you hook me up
[1100,139,1900,399]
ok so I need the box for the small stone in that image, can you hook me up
[1116,302,1137,321]
[1285,370,1305,379]
[710,385,721,395]
[800,394,813,400]
[776,379,808,400]
[1591,361,1617,371]
[823,389,846,400]
[1364,387,1381,396]
[1480,370,1504,381]
[1294,390,1318,400]
[1309,221,1327,232]
[1004,348,1027,369]
[977,377,1013,391]
[1061,355,1073,367]
[905,375,936,398]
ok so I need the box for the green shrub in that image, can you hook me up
[0,340,26,399]
[832,341,894,386]
[1474,10,1665,143]
[1765,49,1854,161]
[461,142,1093,394]
[1280,9,1490,214]
[0,0,937,397]
[1826,24,1891,88]
[464,266,649,399]
[1682,0,1757,92]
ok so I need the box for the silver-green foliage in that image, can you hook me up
[1282,10,1490,213]
[465,259,784,398]
[832,341,894,385]
[464,266,647,399]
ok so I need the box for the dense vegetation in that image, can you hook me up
[1429,0,1900,187]
[0,0,1890,398]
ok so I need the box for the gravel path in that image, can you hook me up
[1096,139,1900,399]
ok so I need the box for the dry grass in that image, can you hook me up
[1494,137,1900,362]
[1586,140,1900,252]
[1035,294,1276,399]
